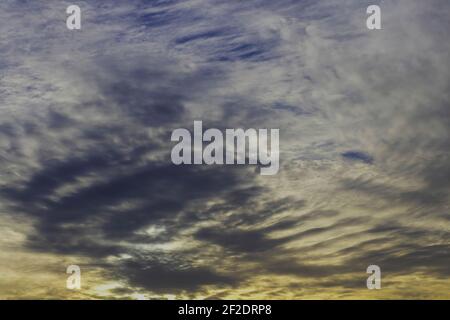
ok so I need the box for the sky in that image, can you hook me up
[0,0,449,299]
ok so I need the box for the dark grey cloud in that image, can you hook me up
[341,151,373,164]
[347,243,450,278]
[0,52,272,292]
[341,175,449,210]
[195,227,287,253]
[118,258,237,293]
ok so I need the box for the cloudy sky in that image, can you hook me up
[0,0,449,299]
